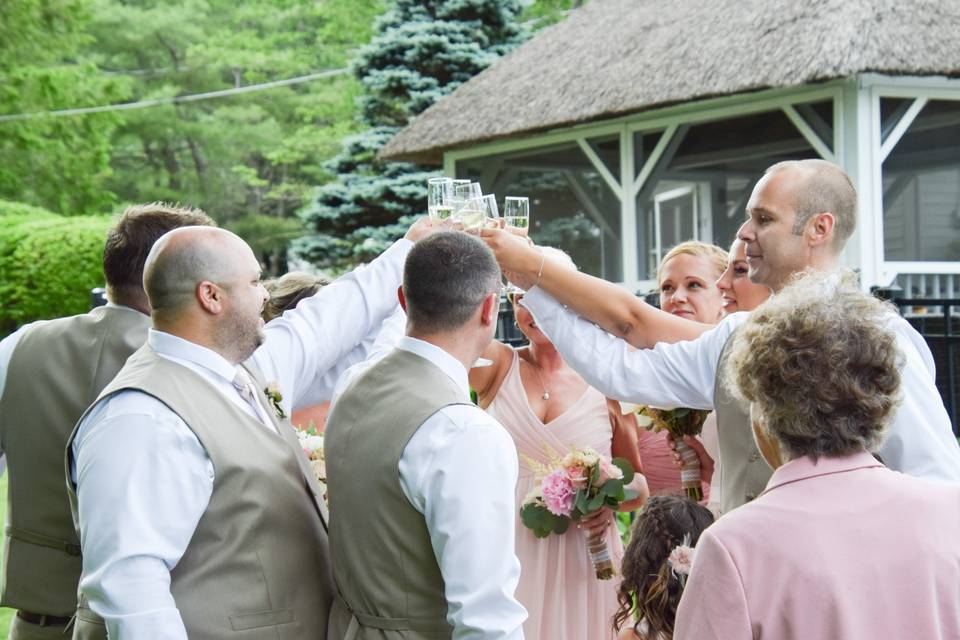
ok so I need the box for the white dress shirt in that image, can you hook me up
[522,287,960,484]
[71,239,412,639]
[332,337,527,639]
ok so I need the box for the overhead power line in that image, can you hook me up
[0,68,349,123]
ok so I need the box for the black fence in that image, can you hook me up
[880,296,960,436]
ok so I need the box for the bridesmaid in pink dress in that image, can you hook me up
[631,241,728,499]
[470,258,648,640]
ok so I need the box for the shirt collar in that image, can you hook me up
[762,450,886,496]
[148,329,240,384]
[103,301,146,315]
[397,336,471,398]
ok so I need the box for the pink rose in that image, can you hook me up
[668,544,694,577]
[541,469,577,517]
[598,456,623,483]
[564,463,588,489]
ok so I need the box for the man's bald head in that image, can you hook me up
[765,159,857,250]
[144,226,253,320]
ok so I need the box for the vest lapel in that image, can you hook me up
[243,361,330,528]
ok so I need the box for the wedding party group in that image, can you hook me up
[0,158,959,640]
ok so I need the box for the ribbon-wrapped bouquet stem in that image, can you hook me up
[634,406,709,500]
[519,447,639,579]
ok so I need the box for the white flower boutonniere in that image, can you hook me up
[264,382,286,419]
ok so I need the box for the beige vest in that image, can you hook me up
[66,345,333,639]
[714,330,773,514]
[0,306,149,616]
[325,348,468,639]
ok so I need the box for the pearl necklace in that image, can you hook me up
[527,360,551,401]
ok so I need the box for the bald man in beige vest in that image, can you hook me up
[67,218,438,639]
[481,159,960,514]
[0,203,213,640]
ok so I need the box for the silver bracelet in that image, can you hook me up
[534,248,546,289]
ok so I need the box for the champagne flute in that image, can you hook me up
[427,177,454,220]
[503,197,531,294]
[503,196,530,235]
[453,182,483,213]
[458,195,486,230]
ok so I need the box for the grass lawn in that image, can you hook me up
[0,474,13,634]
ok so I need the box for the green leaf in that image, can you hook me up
[552,517,569,535]
[612,457,635,485]
[586,492,605,513]
[623,489,641,502]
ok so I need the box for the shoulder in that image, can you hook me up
[417,403,517,459]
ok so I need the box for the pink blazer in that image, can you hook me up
[675,451,960,640]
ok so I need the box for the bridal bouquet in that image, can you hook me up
[520,447,638,579]
[632,405,709,500]
[296,427,326,498]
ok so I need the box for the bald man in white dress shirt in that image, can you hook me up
[67,218,441,639]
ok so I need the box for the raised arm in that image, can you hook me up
[478,227,710,348]
[520,287,741,410]
[256,217,439,413]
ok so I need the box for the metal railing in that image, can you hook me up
[880,295,960,436]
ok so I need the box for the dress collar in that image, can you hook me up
[762,450,886,496]
[147,329,240,385]
[397,336,471,398]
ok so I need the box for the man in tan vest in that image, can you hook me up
[0,203,213,639]
[480,159,960,514]
[325,231,527,639]
[67,218,437,639]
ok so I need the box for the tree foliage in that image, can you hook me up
[0,0,128,215]
[296,0,528,271]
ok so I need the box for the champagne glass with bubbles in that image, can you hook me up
[428,177,454,220]
[503,197,530,235]
[503,196,531,294]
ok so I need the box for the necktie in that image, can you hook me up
[232,368,267,425]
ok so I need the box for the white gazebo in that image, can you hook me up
[381,0,960,295]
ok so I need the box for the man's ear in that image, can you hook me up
[807,211,836,248]
[196,281,223,315]
[480,291,499,326]
[398,285,408,312]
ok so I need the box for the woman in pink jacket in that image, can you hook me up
[674,271,960,640]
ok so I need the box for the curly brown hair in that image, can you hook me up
[613,496,714,639]
[724,270,902,460]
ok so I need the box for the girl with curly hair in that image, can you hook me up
[613,496,713,639]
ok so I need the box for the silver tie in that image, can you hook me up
[232,368,266,424]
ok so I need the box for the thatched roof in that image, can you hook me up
[381,0,960,164]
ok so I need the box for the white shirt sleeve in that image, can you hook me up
[71,391,214,640]
[303,307,407,408]
[253,239,412,414]
[880,317,960,482]
[399,405,526,640]
[522,287,742,410]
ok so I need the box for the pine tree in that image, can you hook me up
[295,0,527,271]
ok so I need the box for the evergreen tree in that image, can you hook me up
[296,0,527,271]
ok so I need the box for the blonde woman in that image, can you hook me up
[626,241,726,499]
[469,248,648,640]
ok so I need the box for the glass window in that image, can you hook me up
[882,99,960,262]
[458,137,622,280]
[634,102,831,279]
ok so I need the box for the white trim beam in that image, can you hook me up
[783,104,836,162]
[879,97,928,162]
[576,137,623,198]
[632,124,678,198]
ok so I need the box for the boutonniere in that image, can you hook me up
[264,382,286,419]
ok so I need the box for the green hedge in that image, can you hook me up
[0,200,58,220]
[0,212,113,334]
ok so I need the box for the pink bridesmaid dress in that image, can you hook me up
[486,352,625,640]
